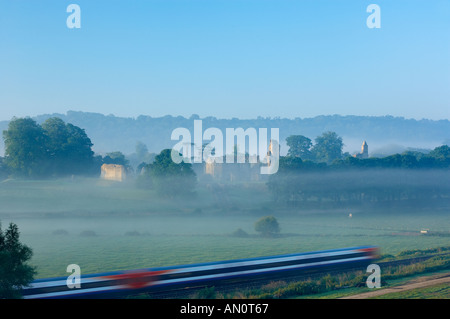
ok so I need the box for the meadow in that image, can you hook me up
[1,178,449,279]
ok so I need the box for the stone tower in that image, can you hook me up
[361,141,368,158]
[353,141,368,159]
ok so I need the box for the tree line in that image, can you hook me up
[6,111,448,155]
[2,117,449,203]
[1,117,99,178]
[0,117,150,179]
[0,117,197,197]
[268,133,450,207]
[286,132,344,164]
[284,132,450,169]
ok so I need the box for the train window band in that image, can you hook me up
[21,245,378,299]
[155,251,370,281]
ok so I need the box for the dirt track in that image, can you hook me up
[340,272,450,299]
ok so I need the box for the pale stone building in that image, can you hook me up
[353,141,369,159]
[101,164,126,181]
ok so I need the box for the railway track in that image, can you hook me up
[129,252,450,299]
[24,246,378,299]
[25,247,447,299]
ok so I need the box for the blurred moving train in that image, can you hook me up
[22,245,379,299]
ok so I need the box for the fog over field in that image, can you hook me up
[1,169,449,279]
[1,2,449,303]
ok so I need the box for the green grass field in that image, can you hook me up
[1,178,450,279]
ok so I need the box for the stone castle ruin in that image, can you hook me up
[101,164,126,181]
[353,141,369,159]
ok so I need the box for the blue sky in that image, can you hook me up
[0,0,449,121]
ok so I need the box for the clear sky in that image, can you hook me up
[0,0,449,121]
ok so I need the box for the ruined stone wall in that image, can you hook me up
[101,164,126,181]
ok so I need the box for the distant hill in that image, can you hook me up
[1,111,449,157]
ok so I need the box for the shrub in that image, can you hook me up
[79,230,97,237]
[232,228,249,238]
[125,231,140,236]
[52,229,69,235]
[254,216,280,237]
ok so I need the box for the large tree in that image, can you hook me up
[0,157,8,180]
[428,145,450,161]
[0,222,36,299]
[103,151,129,167]
[2,117,49,178]
[140,149,197,197]
[254,216,280,237]
[3,117,97,178]
[63,123,97,174]
[286,135,313,160]
[42,117,96,176]
[311,131,344,164]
